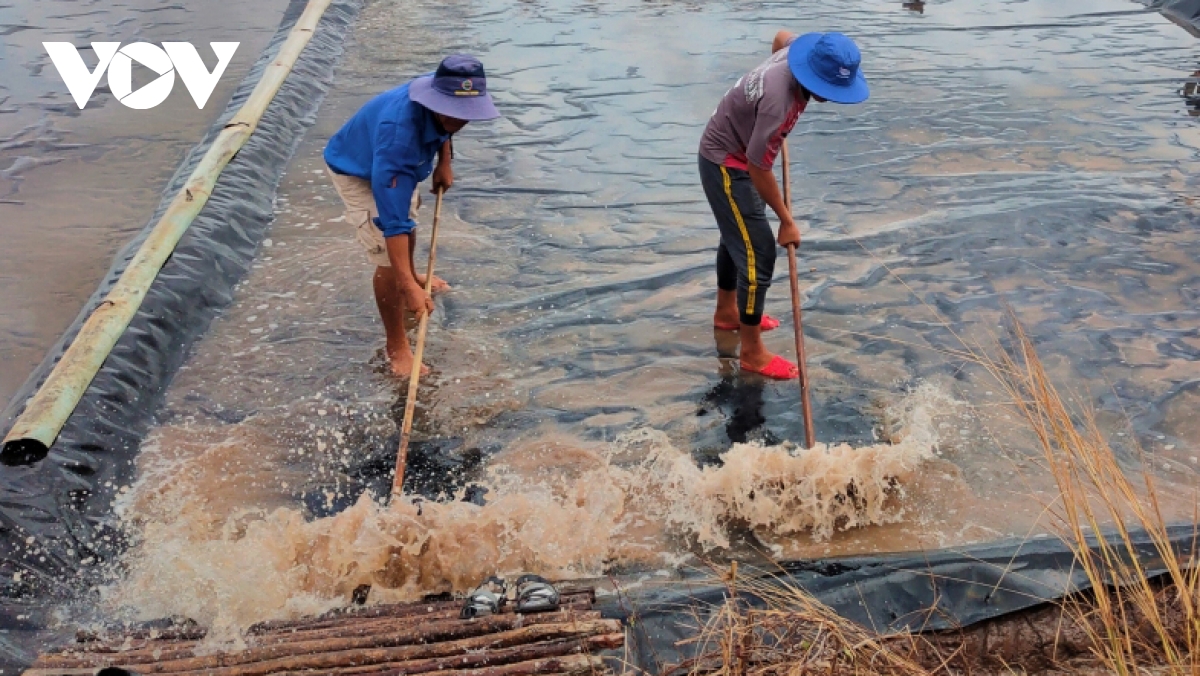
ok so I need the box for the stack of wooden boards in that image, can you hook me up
[25,587,623,676]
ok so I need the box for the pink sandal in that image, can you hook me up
[741,355,799,380]
[714,314,781,332]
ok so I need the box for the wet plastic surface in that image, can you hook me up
[0,0,361,669]
[150,0,1200,562]
[103,0,1200,649]
[615,525,1200,674]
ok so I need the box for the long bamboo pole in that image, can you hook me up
[319,652,608,676]
[47,610,605,668]
[34,620,621,676]
[781,141,816,449]
[1,0,334,463]
[393,189,444,496]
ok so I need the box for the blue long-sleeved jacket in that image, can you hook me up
[324,81,449,237]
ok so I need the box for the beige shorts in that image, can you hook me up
[326,167,420,267]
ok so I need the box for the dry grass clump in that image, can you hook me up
[668,563,928,676]
[982,320,1200,675]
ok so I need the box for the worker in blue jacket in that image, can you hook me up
[324,55,500,377]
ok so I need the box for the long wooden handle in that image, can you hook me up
[781,142,816,450]
[393,189,444,496]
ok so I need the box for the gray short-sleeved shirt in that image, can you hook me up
[699,41,807,171]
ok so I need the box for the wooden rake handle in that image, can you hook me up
[781,142,816,450]
[393,188,444,496]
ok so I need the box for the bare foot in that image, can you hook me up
[414,274,451,294]
[713,288,740,330]
[739,348,779,372]
[740,353,798,379]
[713,328,740,359]
[713,310,741,330]
[738,327,779,372]
[391,351,431,378]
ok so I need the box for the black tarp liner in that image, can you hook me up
[0,0,360,669]
[1145,0,1200,34]
[613,524,1200,675]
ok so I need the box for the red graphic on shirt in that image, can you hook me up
[723,153,749,171]
[762,97,808,168]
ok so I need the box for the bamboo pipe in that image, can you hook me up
[781,141,816,449]
[1,0,335,465]
[393,188,444,495]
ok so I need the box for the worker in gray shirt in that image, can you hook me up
[699,31,868,379]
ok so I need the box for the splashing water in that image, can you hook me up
[101,385,958,638]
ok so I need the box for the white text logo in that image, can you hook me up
[43,42,240,110]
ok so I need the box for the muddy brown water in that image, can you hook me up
[8,0,1200,640]
[0,0,289,403]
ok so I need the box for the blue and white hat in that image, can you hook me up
[787,33,869,104]
[409,54,501,121]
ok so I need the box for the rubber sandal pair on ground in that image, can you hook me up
[713,314,800,381]
[460,574,561,619]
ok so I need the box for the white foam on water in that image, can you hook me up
[101,384,958,641]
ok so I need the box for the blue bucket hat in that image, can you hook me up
[410,54,501,121]
[787,33,869,104]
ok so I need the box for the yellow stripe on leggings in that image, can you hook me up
[720,166,757,316]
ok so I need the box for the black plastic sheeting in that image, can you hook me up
[1146,0,1200,34]
[614,524,1200,674]
[0,0,360,669]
